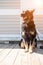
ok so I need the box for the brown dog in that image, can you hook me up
[20,9,37,53]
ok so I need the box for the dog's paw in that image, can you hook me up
[29,46,33,53]
[25,48,28,52]
[25,43,29,52]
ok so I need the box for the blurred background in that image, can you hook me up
[21,0,43,41]
[0,0,43,41]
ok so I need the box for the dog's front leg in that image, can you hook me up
[24,42,29,52]
[29,41,33,53]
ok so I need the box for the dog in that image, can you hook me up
[19,9,37,53]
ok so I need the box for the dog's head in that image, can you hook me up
[21,9,35,23]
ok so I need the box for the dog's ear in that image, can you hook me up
[25,10,30,14]
[31,9,35,13]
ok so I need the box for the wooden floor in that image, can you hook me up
[0,43,43,65]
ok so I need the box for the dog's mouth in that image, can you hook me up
[23,16,27,20]
[22,16,29,23]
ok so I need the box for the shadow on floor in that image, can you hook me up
[0,41,43,55]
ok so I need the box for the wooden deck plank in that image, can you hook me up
[20,51,30,65]
[0,44,16,63]
[0,49,12,62]
[0,44,20,65]
[0,44,16,64]
[37,54,43,65]
[29,53,41,65]
[0,44,43,65]
[13,49,25,65]
[36,49,43,65]
[0,46,11,61]
[12,45,43,65]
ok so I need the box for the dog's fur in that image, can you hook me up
[19,9,37,53]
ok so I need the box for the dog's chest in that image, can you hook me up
[22,22,35,31]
